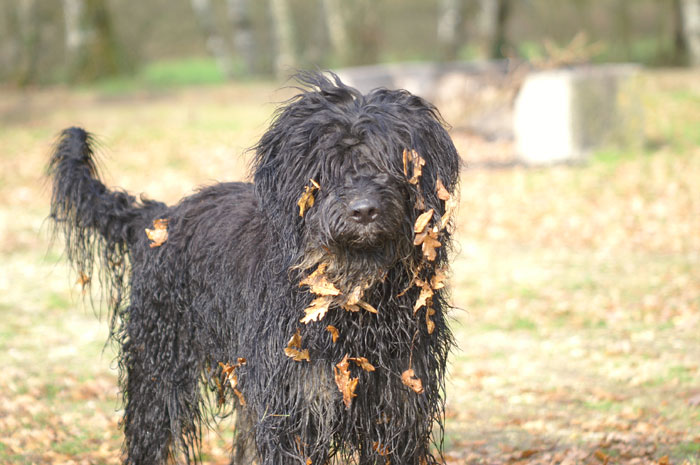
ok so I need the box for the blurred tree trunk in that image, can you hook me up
[476,0,511,59]
[269,0,296,78]
[677,0,700,66]
[323,0,350,65]
[191,0,235,77]
[344,0,381,65]
[62,0,130,82]
[11,0,40,86]
[437,0,462,61]
[226,0,255,75]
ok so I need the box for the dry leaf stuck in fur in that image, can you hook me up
[342,284,378,314]
[415,227,441,261]
[435,178,450,201]
[440,195,458,230]
[326,325,339,343]
[145,218,169,248]
[297,179,320,217]
[425,307,436,334]
[414,209,434,234]
[334,355,359,408]
[409,150,426,185]
[401,369,424,394]
[430,268,448,290]
[300,264,341,297]
[300,296,333,324]
[284,329,310,362]
[76,271,91,292]
[219,358,247,406]
[413,280,434,313]
[348,356,375,372]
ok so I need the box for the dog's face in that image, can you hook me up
[253,73,459,279]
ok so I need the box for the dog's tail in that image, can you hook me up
[48,127,160,317]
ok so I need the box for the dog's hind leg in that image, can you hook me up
[120,292,203,464]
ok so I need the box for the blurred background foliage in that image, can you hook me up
[1,0,699,88]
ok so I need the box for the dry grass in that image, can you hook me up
[0,71,698,464]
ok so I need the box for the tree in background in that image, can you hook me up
[7,0,40,86]
[62,0,132,82]
[475,0,512,59]
[675,0,700,65]
[269,0,297,78]
[226,0,256,75]
[437,0,462,60]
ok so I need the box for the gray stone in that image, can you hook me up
[514,65,644,165]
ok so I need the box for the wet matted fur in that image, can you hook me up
[48,72,460,465]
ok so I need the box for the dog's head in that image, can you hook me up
[253,72,460,281]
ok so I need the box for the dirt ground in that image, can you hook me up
[0,70,698,464]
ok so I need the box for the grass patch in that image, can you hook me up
[91,57,227,95]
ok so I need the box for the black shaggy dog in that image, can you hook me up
[48,72,460,465]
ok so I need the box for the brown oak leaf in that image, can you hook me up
[440,195,458,230]
[413,280,434,313]
[348,356,375,372]
[419,227,441,261]
[430,268,448,290]
[297,179,320,217]
[300,296,333,324]
[425,307,436,334]
[284,329,310,362]
[145,218,169,248]
[413,209,434,234]
[409,150,426,185]
[334,355,359,408]
[401,369,424,394]
[435,177,450,201]
[300,264,340,297]
[326,325,339,343]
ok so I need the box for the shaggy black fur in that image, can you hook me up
[48,72,460,465]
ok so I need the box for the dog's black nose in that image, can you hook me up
[349,198,380,225]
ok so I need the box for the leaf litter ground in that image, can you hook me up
[0,72,698,464]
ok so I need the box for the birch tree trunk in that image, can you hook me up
[14,0,39,85]
[476,0,510,59]
[191,0,234,77]
[62,0,128,82]
[437,0,461,61]
[322,0,349,65]
[226,0,255,75]
[269,0,296,78]
[680,0,700,65]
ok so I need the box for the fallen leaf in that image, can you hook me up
[430,268,448,290]
[326,325,339,343]
[413,280,434,313]
[436,178,450,201]
[440,195,458,230]
[402,148,411,176]
[348,357,375,372]
[335,355,359,408]
[425,307,436,334]
[401,369,424,394]
[298,179,320,217]
[373,442,390,456]
[145,218,169,248]
[284,329,310,362]
[76,272,90,292]
[420,228,442,261]
[300,264,340,297]
[218,358,247,406]
[342,284,377,314]
[414,209,434,234]
[414,192,426,211]
[300,296,333,324]
[409,150,426,185]
[594,449,610,464]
